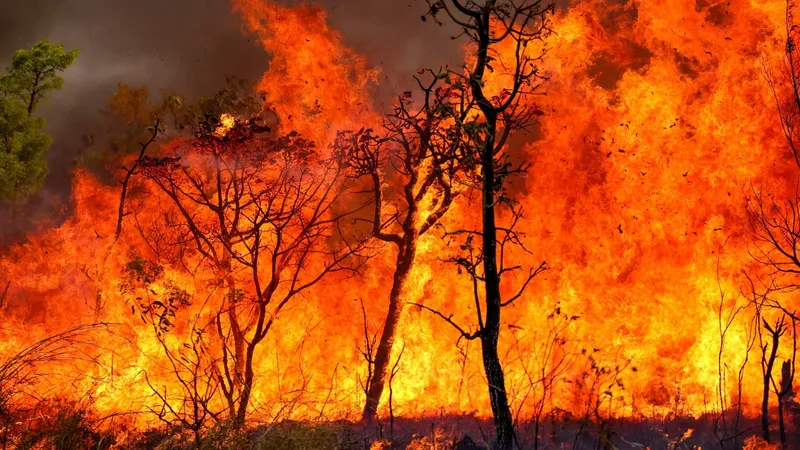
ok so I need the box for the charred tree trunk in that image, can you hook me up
[236,340,257,427]
[363,240,416,423]
[478,113,515,450]
[481,330,515,450]
[762,329,780,443]
[778,358,793,449]
[218,253,248,427]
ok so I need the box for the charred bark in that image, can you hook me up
[363,240,417,423]
[477,110,514,450]
[760,318,783,443]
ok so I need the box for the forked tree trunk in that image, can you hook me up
[362,240,417,423]
[217,253,249,426]
[762,331,780,443]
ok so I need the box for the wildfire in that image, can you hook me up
[1,0,799,446]
[214,113,236,137]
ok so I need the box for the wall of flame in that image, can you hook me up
[1,0,798,427]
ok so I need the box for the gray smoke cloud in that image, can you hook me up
[0,0,461,239]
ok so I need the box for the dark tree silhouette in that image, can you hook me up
[414,1,553,448]
[135,113,367,427]
[335,70,473,423]
[745,1,800,447]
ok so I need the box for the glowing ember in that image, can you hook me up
[214,113,236,137]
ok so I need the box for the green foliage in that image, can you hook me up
[79,83,161,180]
[0,40,77,200]
[160,75,266,133]
[2,41,79,114]
[121,255,165,288]
[0,97,50,198]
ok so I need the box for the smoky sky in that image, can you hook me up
[0,0,462,239]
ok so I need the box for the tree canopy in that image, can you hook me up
[0,41,78,200]
[81,76,265,181]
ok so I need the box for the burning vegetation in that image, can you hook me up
[2,0,800,449]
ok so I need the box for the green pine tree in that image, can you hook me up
[0,41,78,200]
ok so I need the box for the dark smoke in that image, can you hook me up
[0,0,461,241]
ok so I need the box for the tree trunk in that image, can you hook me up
[481,332,514,450]
[235,342,256,427]
[779,359,792,449]
[218,253,248,426]
[777,395,785,450]
[362,241,416,423]
[479,114,515,450]
[762,334,780,443]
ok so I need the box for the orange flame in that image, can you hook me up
[0,0,799,436]
[214,113,236,137]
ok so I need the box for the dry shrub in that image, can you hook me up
[250,422,353,450]
[151,420,358,450]
[14,399,114,450]
[742,436,781,450]
[405,428,486,450]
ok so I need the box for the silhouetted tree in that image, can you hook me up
[415,1,553,448]
[135,113,367,427]
[714,245,757,450]
[335,69,473,423]
[748,1,800,446]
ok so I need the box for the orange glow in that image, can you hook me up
[1,0,800,440]
[214,113,236,137]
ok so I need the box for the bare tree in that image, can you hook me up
[743,1,800,446]
[115,119,161,241]
[413,207,547,449]
[506,304,580,450]
[758,312,785,443]
[775,347,797,449]
[714,243,757,450]
[769,319,797,449]
[745,190,800,448]
[118,257,222,448]
[135,113,367,427]
[412,2,553,448]
[335,70,473,423]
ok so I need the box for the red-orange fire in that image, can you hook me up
[0,0,798,435]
